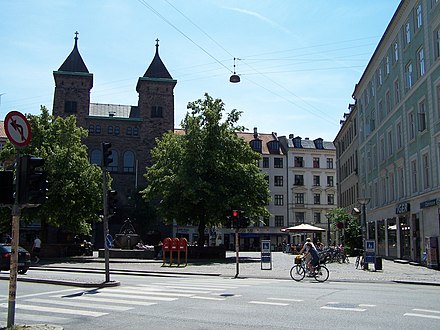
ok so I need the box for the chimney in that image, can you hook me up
[253,127,258,139]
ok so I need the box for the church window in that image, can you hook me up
[151,106,163,118]
[133,127,139,136]
[123,151,135,173]
[114,126,120,135]
[95,125,101,134]
[64,101,77,113]
[126,127,132,135]
[108,126,113,135]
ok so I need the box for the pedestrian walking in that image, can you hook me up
[32,235,42,263]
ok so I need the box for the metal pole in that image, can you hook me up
[327,215,331,247]
[234,229,239,278]
[362,203,367,270]
[103,169,110,282]
[7,153,21,328]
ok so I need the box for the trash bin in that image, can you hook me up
[375,256,382,270]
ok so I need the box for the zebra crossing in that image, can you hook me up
[0,277,274,326]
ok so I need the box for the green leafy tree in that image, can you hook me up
[326,208,362,253]
[0,106,103,234]
[141,93,270,246]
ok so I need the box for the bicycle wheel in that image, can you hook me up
[314,265,329,282]
[290,265,305,281]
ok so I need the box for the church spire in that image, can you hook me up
[143,38,173,79]
[57,31,89,73]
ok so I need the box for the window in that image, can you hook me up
[274,195,284,206]
[386,90,391,114]
[88,125,94,134]
[378,68,383,85]
[275,216,284,227]
[418,48,425,76]
[389,172,395,201]
[416,4,422,28]
[90,149,101,165]
[294,175,304,185]
[422,153,430,189]
[398,167,405,198]
[409,111,416,140]
[107,126,113,135]
[114,126,120,135]
[123,151,135,173]
[250,139,262,153]
[313,175,320,186]
[396,121,403,149]
[295,193,304,204]
[64,101,77,113]
[313,157,320,168]
[405,22,411,44]
[327,194,335,205]
[274,176,283,186]
[326,158,333,169]
[263,157,269,168]
[386,55,390,74]
[314,193,321,205]
[295,212,305,225]
[294,156,304,167]
[394,42,399,62]
[380,137,385,162]
[108,150,118,173]
[370,110,376,131]
[418,100,427,132]
[436,28,440,59]
[274,157,283,168]
[387,130,393,156]
[95,125,101,134]
[126,127,132,135]
[327,176,334,187]
[411,159,418,193]
[133,127,139,136]
[405,62,413,89]
[394,80,400,104]
[314,212,321,224]
[151,106,163,118]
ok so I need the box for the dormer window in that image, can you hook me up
[250,139,262,153]
[314,138,324,149]
[293,137,302,148]
[267,140,280,154]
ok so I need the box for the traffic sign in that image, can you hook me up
[4,111,32,147]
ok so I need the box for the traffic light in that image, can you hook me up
[102,142,112,167]
[107,190,117,215]
[0,171,14,205]
[240,215,250,228]
[231,210,240,228]
[18,155,48,205]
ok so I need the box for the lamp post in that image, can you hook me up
[357,197,371,269]
[325,213,331,247]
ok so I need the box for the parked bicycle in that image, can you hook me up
[354,248,365,269]
[290,255,329,282]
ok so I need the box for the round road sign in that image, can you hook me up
[4,111,32,147]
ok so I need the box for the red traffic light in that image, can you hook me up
[232,210,238,218]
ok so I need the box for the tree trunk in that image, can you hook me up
[198,222,205,247]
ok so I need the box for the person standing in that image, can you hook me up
[32,235,42,263]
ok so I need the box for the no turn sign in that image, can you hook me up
[4,111,32,147]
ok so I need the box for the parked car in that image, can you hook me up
[0,244,31,274]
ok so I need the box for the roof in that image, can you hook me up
[89,103,139,119]
[143,40,173,80]
[283,136,335,150]
[57,32,89,73]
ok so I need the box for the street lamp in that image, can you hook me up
[325,213,331,247]
[357,197,371,269]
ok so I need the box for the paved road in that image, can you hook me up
[3,251,439,286]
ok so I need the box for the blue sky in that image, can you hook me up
[1,0,401,141]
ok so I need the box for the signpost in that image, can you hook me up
[260,240,272,270]
[3,111,32,328]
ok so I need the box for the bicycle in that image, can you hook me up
[354,248,364,269]
[290,255,329,282]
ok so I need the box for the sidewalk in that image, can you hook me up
[5,251,439,286]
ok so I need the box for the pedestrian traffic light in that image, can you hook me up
[18,155,48,205]
[107,190,117,215]
[102,142,112,167]
[0,171,14,205]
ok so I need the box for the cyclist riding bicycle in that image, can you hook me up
[299,238,320,275]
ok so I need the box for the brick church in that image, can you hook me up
[52,33,176,239]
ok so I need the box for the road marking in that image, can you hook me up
[139,285,211,294]
[151,284,225,291]
[0,303,107,317]
[25,298,133,311]
[321,306,366,312]
[413,308,440,314]
[88,292,177,301]
[66,296,157,306]
[359,304,376,307]
[12,312,68,323]
[249,301,289,306]
[404,313,440,320]
[267,297,304,302]
[190,296,226,301]
[106,287,194,297]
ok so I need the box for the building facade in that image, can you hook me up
[338,0,440,264]
[279,134,338,246]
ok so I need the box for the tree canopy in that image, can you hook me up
[326,207,362,252]
[141,93,270,246]
[0,106,103,234]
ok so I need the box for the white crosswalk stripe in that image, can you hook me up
[404,308,440,320]
[0,302,107,317]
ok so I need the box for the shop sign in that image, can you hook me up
[396,202,410,214]
[420,198,439,209]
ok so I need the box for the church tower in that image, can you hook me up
[52,32,93,127]
[136,39,177,156]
